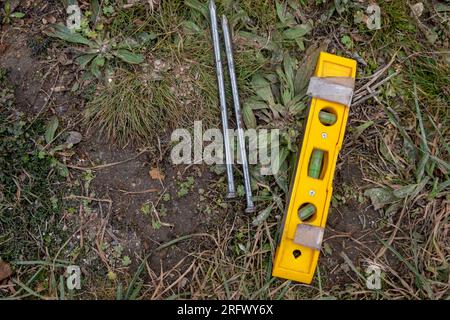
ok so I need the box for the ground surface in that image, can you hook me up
[0,0,449,300]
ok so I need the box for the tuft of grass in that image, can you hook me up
[83,64,215,146]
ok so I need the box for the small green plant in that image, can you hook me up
[341,35,353,49]
[140,202,151,216]
[177,176,195,198]
[243,52,311,193]
[151,219,161,230]
[1,0,25,25]
[36,116,84,178]
[83,69,186,145]
[275,1,312,50]
[46,24,145,79]
[162,193,171,202]
[121,255,131,267]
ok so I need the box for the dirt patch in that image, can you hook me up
[0,4,80,117]
[320,160,382,288]
[0,31,48,114]
[72,133,228,272]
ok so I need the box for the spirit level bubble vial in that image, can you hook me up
[272,52,357,284]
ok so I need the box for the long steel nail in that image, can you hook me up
[209,0,236,198]
[222,15,255,213]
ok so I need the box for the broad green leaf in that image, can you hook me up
[272,148,290,192]
[294,42,326,96]
[394,177,430,199]
[113,49,144,64]
[91,0,100,23]
[4,0,11,15]
[282,24,312,40]
[252,204,274,226]
[393,184,417,199]
[251,74,275,106]
[137,32,157,44]
[281,88,292,106]
[245,98,268,110]
[385,202,403,216]
[94,56,105,67]
[10,12,25,18]
[185,0,208,20]
[75,53,97,69]
[275,161,289,193]
[91,56,104,78]
[283,53,295,96]
[118,38,139,49]
[182,21,202,34]
[45,117,59,144]
[295,38,305,51]
[436,179,450,194]
[353,121,374,140]
[276,1,285,24]
[286,94,302,107]
[273,147,289,173]
[288,101,306,115]
[47,24,95,46]
[271,103,286,116]
[364,187,399,210]
[243,103,257,129]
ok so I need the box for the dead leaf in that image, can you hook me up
[294,41,329,96]
[57,53,73,66]
[351,33,364,42]
[41,15,57,25]
[149,167,164,181]
[0,261,13,282]
[411,2,424,18]
[65,131,82,145]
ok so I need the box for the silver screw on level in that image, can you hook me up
[321,132,328,139]
[209,0,235,199]
[309,190,316,196]
[222,14,255,213]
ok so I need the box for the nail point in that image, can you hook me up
[226,192,236,199]
[245,206,256,213]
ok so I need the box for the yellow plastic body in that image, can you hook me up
[272,52,357,284]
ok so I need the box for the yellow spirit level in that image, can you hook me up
[272,52,357,284]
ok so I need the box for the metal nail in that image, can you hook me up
[222,15,255,213]
[208,0,235,198]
